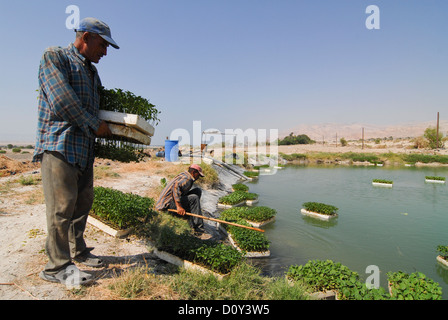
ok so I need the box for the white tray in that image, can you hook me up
[99,110,155,136]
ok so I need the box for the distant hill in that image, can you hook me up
[280,120,448,142]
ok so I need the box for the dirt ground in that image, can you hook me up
[0,140,446,300]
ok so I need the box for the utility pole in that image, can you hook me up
[362,128,364,150]
[436,112,440,151]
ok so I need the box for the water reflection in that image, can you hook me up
[302,215,338,228]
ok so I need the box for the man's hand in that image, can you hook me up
[176,205,186,216]
[95,121,112,137]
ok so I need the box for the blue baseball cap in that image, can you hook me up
[75,17,120,49]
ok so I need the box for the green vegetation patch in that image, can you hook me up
[232,183,249,192]
[403,154,448,164]
[91,187,155,229]
[139,211,243,275]
[425,176,445,181]
[387,271,442,300]
[218,191,258,205]
[220,208,271,252]
[372,179,393,184]
[221,206,276,223]
[302,202,338,215]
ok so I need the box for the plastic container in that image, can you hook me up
[165,140,179,162]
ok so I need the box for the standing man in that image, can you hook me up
[155,164,207,235]
[33,18,119,286]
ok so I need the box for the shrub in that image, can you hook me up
[278,133,315,145]
[403,154,448,164]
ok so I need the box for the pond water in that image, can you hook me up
[244,164,448,299]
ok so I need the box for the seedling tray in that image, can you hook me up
[425,179,446,184]
[437,255,448,268]
[87,214,132,238]
[301,208,338,221]
[99,110,155,136]
[217,201,246,209]
[228,234,270,258]
[107,123,152,145]
[152,248,229,280]
[372,182,393,188]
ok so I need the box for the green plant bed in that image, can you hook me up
[287,260,390,300]
[217,191,259,208]
[387,271,442,300]
[219,212,270,257]
[425,176,446,184]
[301,202,338,220]
[243,171,259,179]
[436,245,448,268]
[90,187,155,230]
[221,206,276,227]
[287,260,359,294]
[138,211,243,276]
[372,179,393,187]
[231,183,249,192]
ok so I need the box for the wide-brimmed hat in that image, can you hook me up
[189,164,205,177]
[75,17,120,49]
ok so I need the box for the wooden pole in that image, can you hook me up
[167,209,265,232]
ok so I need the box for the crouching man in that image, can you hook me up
[155,164,208,236]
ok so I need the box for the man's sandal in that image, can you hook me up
[74,248,104,268]
[39,265,93,288]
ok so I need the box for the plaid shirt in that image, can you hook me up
[155,171,195,210]
[33,43,102,170]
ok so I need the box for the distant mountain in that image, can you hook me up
[280,120,448,142]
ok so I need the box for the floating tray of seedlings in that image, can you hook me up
[227,234,270,258]
[217,191,259,208]
[425,176,446,184]
[372,179,393,188]
[301,202,338,221]
[437,255,448,268]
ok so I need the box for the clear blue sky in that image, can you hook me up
[0,0,447,145]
